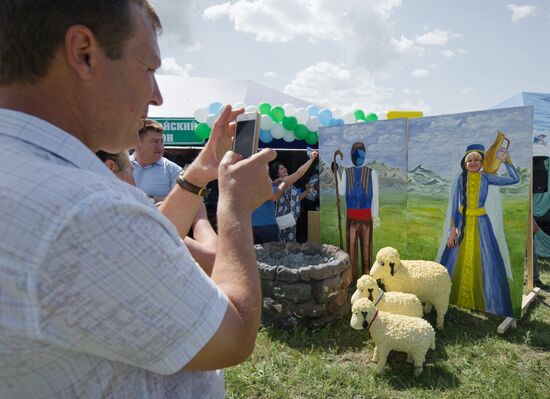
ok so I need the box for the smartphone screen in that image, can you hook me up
[233,119,257,158]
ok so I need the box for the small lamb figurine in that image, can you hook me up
[351,275,423,318]
[369,247,451,329]
[350,297,436,376]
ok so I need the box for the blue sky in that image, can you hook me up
[151,1,547,117]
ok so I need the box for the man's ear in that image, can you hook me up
[64,25,100,80]
[104,159,117,173]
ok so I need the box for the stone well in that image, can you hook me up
[256,241,351,329]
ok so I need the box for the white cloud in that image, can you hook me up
[203,0,404,74]
[461,87,474,95]
[416,29,462,46]
[442,49,455,58]
[263,71,278,78]
[283,62,393,114]
[391,35,425,56]
[150,0,197,48]
[412,69,429,78]
[506,4,537,22]
[158,58,193,76]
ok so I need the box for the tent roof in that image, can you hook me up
[492,92,550,156]
[150,75,315,118]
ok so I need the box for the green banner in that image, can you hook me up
[150,117,204,146]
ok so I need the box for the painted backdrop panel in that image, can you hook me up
[408,106,533,318]
[318,120,407,277]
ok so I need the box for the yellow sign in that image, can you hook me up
[386,110,423,120]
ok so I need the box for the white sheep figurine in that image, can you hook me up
[350,297,435,376]
[369,247,451,329]
[351,275,423,318]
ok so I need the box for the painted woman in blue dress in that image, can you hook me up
[438,144,520,317]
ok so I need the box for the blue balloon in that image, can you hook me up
[208,102,223,115]
[328,118,338,127]
[318,108,333,126]
[335,118,345,126]
[259,129,273,143]
[307,105,320,117]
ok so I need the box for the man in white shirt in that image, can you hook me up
[131,119,182,203]
[0,1,274,398]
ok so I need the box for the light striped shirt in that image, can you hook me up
[0,109,228,398]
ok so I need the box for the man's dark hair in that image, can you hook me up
[139,118,164,139]
[0,0,161,84]
[96,150,125,170]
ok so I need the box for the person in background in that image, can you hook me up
[0,1,276,398]
[131,118,182,203]
[96,150,136,186]
[270,150,318,242]
[251,176,289,244]
[438,144,519,316]
[533,218,549,290]
[97,150,218,274]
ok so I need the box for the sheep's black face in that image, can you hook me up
[390,262,395,276]
[367,288,374,301]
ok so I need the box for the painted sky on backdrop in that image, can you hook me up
[150,0,547,117]
[408,106,534,178]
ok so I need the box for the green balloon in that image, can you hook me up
[354,109,366,121]
[294,124,309,140]
[270,106,285,122]
[258,102,272,115]
[195,123,211,140]
[282,116,298,131]
[365,113,378,122]
[305,131,318,145]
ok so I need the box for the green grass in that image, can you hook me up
[226,267,550,398]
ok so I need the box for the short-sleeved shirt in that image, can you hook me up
[0,109,228,398]
[130,154,182,197]
[251,183,278,227]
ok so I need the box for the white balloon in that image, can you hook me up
[333,109,343,119]
[283,130,295,142]
[306,116,321,132]
[193,107,209,123]
[233,102,246,110]
[260,114,274,130]
[245,105,258,113]
[343,112,356,124]
[207,113,217,128]
[295,107,308,124]
[282,103,296,116]
[271,123,285,139]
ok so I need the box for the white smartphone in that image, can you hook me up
[233,112,260,158]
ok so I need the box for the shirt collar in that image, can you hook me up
[130,152,164,168]
[0,108,114,177]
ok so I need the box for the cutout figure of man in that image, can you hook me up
[337,142,379,283]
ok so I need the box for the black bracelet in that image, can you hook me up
[176,173,210,197]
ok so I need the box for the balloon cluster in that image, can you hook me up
[193,102,379,144]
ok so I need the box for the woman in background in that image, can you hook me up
[270,150,318,242]
[439,144,519,317]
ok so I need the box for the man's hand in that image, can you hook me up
[184,105,245,187]
[217,148,277,214]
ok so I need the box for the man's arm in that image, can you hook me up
[183,202,217,275]
[184,148,276,370]
[159,105,277,369]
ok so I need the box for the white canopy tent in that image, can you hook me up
[150,75,315,118]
